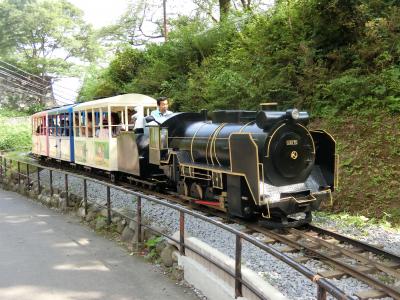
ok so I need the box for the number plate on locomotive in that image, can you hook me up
[286,140,298,146]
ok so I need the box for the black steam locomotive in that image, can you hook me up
[140,107,337,226]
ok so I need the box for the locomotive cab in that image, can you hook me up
[148,124,169,165]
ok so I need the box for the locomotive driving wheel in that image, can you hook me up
[190,182,204,200]
[177,181,189,196]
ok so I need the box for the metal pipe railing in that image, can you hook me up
[0,154,352,300]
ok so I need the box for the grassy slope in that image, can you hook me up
[0,110,31,152]
[311,113,400,225]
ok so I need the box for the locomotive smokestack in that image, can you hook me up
[200,109,208,121]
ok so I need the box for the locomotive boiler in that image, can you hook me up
[147,108,337,226]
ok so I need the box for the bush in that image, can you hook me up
[0,118,31,151]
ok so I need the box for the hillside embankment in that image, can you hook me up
[312,113,400,225]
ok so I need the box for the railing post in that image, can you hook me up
[17,161,21,185]
[83,179,88,216]
[37,167,41,194]
[26,164,30,187]
[179,211,185,255]
[9,159,12,178]
[49,170,53,197]
[136,196,142,245]
[235,235,243,298]
[64,173,69,207]
[317,286,327,300]
[106,186,111,225]
[0,155,3,178]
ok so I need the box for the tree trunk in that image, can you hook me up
[163,0,168,41]
[219,0,230,21]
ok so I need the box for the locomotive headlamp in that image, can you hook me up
[291,109,300,120]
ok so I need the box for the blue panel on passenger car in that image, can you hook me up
[46,104,76,162]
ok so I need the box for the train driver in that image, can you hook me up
[150,97,173,122]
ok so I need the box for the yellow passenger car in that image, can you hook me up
[73,94,157,175]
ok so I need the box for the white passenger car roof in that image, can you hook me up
[73,93,157,110]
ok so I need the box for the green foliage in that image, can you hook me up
[78,66,120,101]
[314,211,399,231]
[312,66,400,115]
[144,236,163,260]
[0,0,98,76]
[108,48,145,85]
[0,114,31,151]
[145,236,163,248]
[306,0,365,50]
[25,103,46,115]
[0,109,29,118]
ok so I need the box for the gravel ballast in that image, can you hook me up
[36,169,400,300]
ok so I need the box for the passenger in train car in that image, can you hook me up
[111,112,124,136]
[36,124,42,134]
[150,97,173,122]
[36,118,44,134]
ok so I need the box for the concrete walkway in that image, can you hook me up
[0,188,200,300]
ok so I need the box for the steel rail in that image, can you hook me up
[307,223,400,263]
[253,226,400,299]
[290,228,400,279]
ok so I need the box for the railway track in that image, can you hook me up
[27,159,400,299]
[245,224,400,300]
